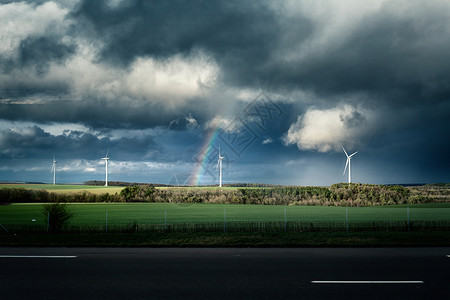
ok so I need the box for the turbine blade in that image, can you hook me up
[343,158,349,175]
[349,151,358,158]
[183,174,192,185]
[341,145,349,157]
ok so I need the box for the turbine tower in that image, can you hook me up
[51,156,57,185]
[101,150,110,187]
[217,146,224,187]
[342,146,358,184]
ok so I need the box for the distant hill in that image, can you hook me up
[0,181,46,184]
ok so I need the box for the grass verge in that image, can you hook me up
[1,231,449,247]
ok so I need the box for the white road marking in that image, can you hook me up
[0,255,77,259]
[311,281,424,284]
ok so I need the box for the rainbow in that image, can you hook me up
[189,126,222,186]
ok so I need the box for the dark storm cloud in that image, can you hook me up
[271,5,450,106]
[0,125,157,161]
[1,36,76,76]
[0,0,50,3]
[0,1,448,142]
[68,0,450,121]
[2,1,449,114]
[18,36,76,75]
[0,1,76,100]
[0,98,211,130]
[1,1,449,184]
[340,110,365,128]
[73,0,313,87]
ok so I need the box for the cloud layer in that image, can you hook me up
[1,0,449,184]
[284,105,375,152]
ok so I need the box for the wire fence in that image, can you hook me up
[1,205,450,234]
[2,220,450,234]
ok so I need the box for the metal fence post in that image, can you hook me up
[407,207,410,231]
[224,208,226,232]
[165,210,167,233]
[284,207,287,232]
[346,207,349,232]
[106,211,108,234]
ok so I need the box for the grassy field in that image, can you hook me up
[1,202,449,227]
[1,184,448,246]
[0,184,244,194]
[0,184,125,195]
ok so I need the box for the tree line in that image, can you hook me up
[1,183,447,206]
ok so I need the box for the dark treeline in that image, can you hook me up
[1,183,448,206]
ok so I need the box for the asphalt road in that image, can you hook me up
[0,247,448,300]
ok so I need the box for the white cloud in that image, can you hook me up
[0,1,70,59]
[204,115,238,133]
[0,4,220,106]
[185,114,198,129]
[125,53,219,105]
[0,120,99,139]
[25,167,46,172]
[283,104,375,152]
[262,138,273,145]
[33,46,219,107]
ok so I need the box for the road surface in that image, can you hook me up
[0,247,448,299]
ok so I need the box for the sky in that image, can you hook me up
[0,0,449,186]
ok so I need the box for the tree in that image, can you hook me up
[120,185,141,201]
[42,202,74,233]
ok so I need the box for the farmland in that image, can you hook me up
[4,183,449,207]
[1,202,449,227]
[0,184,244,192]
[0,183,449,234]
[1,184,449,246]
[0,184,125,195]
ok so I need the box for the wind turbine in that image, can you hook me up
[216,146,224,187]
[101,149,110,187]
[342,146,358,184]
[51,155,57,185]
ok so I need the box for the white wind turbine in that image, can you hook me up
[216,146,224,187]
[51,155,57,185]
[342,146,358,184]
[101,149,110,187]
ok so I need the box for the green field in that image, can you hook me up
[1,184,449,234]
[0,184,125,195]
[0,184,244,194]
[1,203,449,227]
